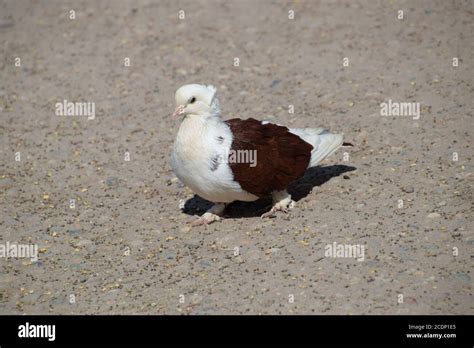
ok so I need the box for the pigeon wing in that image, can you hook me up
[225,118,313,197]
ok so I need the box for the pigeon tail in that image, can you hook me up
[289,128,343,168]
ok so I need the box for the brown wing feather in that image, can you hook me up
[225,118,313,197]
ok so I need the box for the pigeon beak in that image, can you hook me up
[172,105,185,118]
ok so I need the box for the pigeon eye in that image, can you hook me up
[189,97,196,104]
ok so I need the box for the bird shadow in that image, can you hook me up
[182,165,356,219]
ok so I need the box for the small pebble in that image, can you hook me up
[106,176,119,187]
[391,160,401,166]
[184,240,200,249]
[270,79,281,88]
[67,228,81,235]
[427,212,441,219]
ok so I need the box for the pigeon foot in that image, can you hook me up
[188,212,221,226]
[261,190,295,218]
[187,203,226,226]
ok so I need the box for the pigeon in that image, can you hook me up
[170,84,347,226]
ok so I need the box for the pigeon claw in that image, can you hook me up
[260,207,278,219]
[260,200,295,219]
[188,212,221,226]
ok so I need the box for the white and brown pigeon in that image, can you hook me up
[170,84,346,226]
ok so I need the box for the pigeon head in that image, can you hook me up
[172,84,220,118]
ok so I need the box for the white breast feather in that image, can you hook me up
[171,116,258,203]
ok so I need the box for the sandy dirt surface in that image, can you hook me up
[0,0,472,314]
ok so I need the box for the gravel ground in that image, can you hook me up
[0,0,472,314]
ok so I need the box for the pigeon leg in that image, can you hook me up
[189,203,226,226]
[261,190,295,218]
